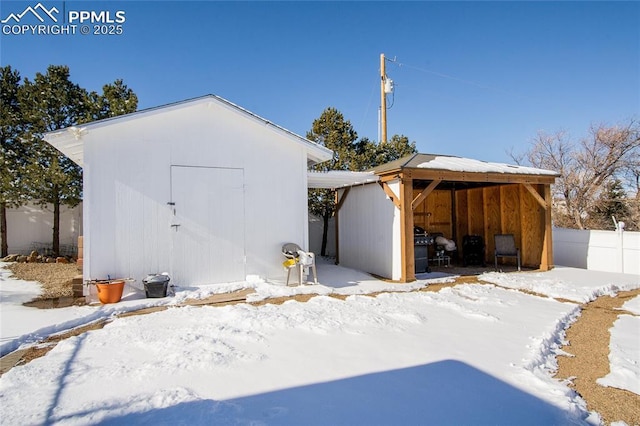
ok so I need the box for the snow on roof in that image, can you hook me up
[43,95,333,168]
[307,171,379,189]
[374,153,559,176]
[416,155,559,175]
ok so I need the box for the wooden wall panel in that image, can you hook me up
[500,185,522,260]
[483,186,502,261]
[467,188,485,236]
[497,184,523,268]
[520,184,544,267]
[427,190,452,237]
[412,188,429,231]
[455,190,468,249]
[411,182,548,270]
[413,189,453,236]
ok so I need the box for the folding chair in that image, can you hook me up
[494,234,521,271]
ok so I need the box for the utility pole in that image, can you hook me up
[380,53,387,144]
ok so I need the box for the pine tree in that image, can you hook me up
[17,65,138,255]
[355,134,417,170]
[306,107,417,256]
[87,79,138,122]
[590,179,630,229]
[307,108,359,256]
[0,66,26,256]
[18,66,88,255]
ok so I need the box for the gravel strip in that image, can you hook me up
[555,289,640,425]
[4,263,79,300]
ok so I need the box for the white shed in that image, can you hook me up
[45,95,332,288]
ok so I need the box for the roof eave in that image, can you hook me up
[43,94,334,168]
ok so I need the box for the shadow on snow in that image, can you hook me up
[95,360,581,425]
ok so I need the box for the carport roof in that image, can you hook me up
[307,153,559,190]
[307,171,379,189]
[373,153,559,177]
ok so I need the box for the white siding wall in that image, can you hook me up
[553,227,640,275]
[5,203,82,255]
[337,182,401,280]
[82,100,309,286]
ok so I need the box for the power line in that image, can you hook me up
[359,78,378,137]
[388,59,525,99]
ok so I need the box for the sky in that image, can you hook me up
[1,260,639,424]
[1,1,639,163]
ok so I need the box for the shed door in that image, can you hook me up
[170,166,245,285]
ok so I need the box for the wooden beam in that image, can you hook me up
[411,179,441,211]
[335,187,350,212]
[378,182,401,208]
[333,190,347,265]
[400,177,415,283]
[334,187,350,265]
[405,168,557,185]
[540,184,554,271]
[523,183,548,209]
[379,172,403,182]
[518,184,527,269]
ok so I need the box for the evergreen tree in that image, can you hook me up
[355,134,417,170]
[19,65,89,255]
[16,65,138,255]
[307,108,358,256]
[306,107,417,256]
[0,66,25,256]
[87,79,138,121]
[590,179,631,229]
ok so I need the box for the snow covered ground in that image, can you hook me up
[596,295,640,395]
[0,261,638,425]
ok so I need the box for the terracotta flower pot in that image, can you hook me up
[95,280,125,304]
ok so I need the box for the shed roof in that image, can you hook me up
[44,95,333,167]
[373,153,559,177]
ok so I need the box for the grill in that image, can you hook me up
[414,226,434,273]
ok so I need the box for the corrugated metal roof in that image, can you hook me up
[44,95,333,167]
[307,171,379,189]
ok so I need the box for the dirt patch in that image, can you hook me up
[555,289,640,426]
[4,262,80,303]
[2,319,109,374]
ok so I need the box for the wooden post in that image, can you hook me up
[334,191,340,265]
[334,188,351,265]
[540,184,554,271]
[380,53,387,144]
[400,174,415,282]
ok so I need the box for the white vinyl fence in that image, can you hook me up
[553,227,639,276]
[5,203,83,256]
[308,214,336,258]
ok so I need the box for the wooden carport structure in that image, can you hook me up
[325,154,559,283]
[371,154,559,282]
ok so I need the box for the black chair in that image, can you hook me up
[462,235,485,267]
[494,234,521,271]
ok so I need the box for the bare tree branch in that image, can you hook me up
[515,120,639,230]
